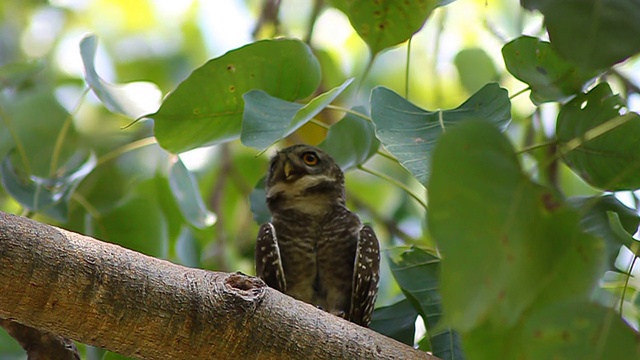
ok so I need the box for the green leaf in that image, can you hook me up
[175,228,202,268]
[556,83,640,191]
[318,106,379,170]
[502,36,599,104]
[241,91,302,149]
[249,177,270,225]
[80,35,162,119]
[520,301,640,359]
[463,300,640,358]
[607,212,640,255]
[454,47,498,95]
[371,83,510,184]
[0,88,79,177]
[0,150,96,221]
[369,297,418,346]
[428,121,603,330]
[151,39,321,153]
[86,184,168,258]
[569,195,640,270]
[102,351,135,360]
[0,59,44,88]
[387,247,465,360]
[329,0,452,55]
[168,157,216,229]
[521,0,640,70]
[241,78,353,150]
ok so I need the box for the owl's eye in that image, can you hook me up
[301,152,319,166]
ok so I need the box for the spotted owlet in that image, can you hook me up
[255,144,380,327]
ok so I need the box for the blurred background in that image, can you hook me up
[2,0,640,358]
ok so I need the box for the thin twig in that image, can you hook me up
[348,193,418,245]
[303,0,324,44]
[252,0,282,38]
[357,165,427,209]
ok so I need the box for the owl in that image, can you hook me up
[255,144,380,327]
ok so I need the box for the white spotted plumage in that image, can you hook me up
[254,145,380,327]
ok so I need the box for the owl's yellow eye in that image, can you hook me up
[301,152,319,166]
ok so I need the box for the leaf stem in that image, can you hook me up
[357,53,376,94]
[357,165,427,210]
[71,192,102,220]
[509,86,530,100]
[375,149,396,162]
[325,105,372,121]
[96,137,157,167]
[405,36,412,100]
[309,118,330,130]
[560,114,633,153]
[516,140,557,154]
[50,87,90,177]
[620,255,637,315]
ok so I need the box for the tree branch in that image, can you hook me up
[0,319,80,359]
[0,212,434,360]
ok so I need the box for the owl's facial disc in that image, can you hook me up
[268,151,332,198]
[265,145,346,214]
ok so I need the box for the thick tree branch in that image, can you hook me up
[0,212,434,360]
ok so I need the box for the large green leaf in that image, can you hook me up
[151,39,321,153]
[329,0,454,55]
[371,83,510,184]
[369,297,418,346]
[502,36,599,104]
[80,35,162,119]
[241,78,353,150]
[519,301,640,359]
[388,247,465,360]
[521,0,640,70]
[86,180,168,258]
[556,83,640,191]
[318,106,379,170]
[428,121,603,331]
[0,88,79,177]
[463,300,640,358]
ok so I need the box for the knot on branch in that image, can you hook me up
[223,272,266,312]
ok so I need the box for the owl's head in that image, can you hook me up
[265,144,345,214]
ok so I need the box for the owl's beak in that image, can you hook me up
[283,160,294,180]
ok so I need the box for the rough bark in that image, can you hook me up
[0,211,434,360]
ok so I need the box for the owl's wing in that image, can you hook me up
[255,223,287,292]
[349,224,380,327]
